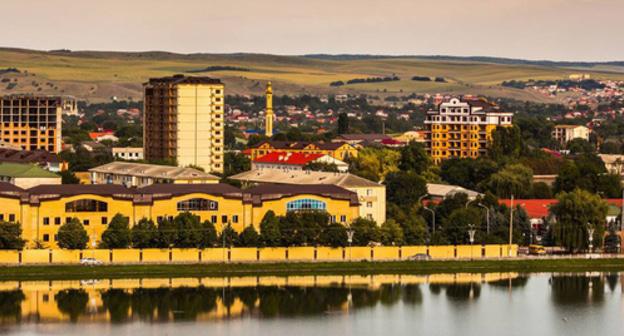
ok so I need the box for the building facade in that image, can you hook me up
[89,161,220,187]
[249,141,358,161]
[0,95,64,153]
[143,75,225,173]
[0,183,359,248]
[424,97,513,163]
[552,125,590,145]
[230,169,386,225]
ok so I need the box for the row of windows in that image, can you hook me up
[65,199,108,213]
[286,199,327,211]
[156,214,239,224]
[177,198,219,211]
[0,214,16,222]
[329,215,348,223]
[43,217,108,225]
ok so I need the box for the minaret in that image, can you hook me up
[265,81,274,137]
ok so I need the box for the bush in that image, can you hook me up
[239,226,260,247]
[351,217,380,246]
[319,223,348,247]
[131,218,158,248]
[220,223,239,247]
[380,219,404,246]
[0,222,25,249]
[157,218,177,248]
[259,211,281,247]
[100,214,131,248]
[200,220,218,247]
[174,212,202,248]
[58,218,89,249]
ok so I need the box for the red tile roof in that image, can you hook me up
[499,198,624,218]
[253,151,325,165]
[88,130,115,140]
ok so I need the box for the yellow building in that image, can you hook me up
[0,95,65,153]
[143,75,225,174]
[425,97,513,164]
[0,182,359,249]
[249,141,358,161]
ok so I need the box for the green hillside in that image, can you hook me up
[0,48,622,103]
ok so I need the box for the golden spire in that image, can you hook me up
[265,81,274,137]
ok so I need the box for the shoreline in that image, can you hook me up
[1,258,624,281]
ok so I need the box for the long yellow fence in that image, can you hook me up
[0,245,518,265]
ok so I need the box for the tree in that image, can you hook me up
[488,125,524,162]
[173,213,203,248]
[100,214,131,248]
[398,141,430,174]
[239,226,260,247]
[319,223,348,247]
[0,222,25,249]
[220,223,239,247]
[157,218,177,248]
[224,152,251,177]
[568,138,595,155]
[483,164,533,198]
[442,208,482,245]
[380,219,404,246]
[550,189,608,252]
[348,147,400,182]
[200,220,218,247]
[58,218,89,249]
[304,161,340,172]
[259,211,281,247]
[351,217,380,246]
[337,113,349,134]
[278,211,328,246]
[532,182,552,199]
[385,171,427,207]
[131,218,158,248]
[440,158,497,190]
[59,170,80,184]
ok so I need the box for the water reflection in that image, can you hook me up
[0,272,620,326]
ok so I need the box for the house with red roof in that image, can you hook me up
[88,130,118,143]
[252,151,348,172]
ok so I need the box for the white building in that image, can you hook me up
[552,125,590,145]
[113,147,144,161]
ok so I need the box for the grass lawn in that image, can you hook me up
[1,258,624,281]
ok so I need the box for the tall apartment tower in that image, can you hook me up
[143,75,225,173]
[424,97,513,164]
[0,95,63,153]
[264,82,274,137]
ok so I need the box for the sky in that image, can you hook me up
[2,0,622,61]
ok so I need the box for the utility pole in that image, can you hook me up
[509,195,514,256]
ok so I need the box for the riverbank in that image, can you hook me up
[2,258,624,281]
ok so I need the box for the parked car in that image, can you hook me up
[80,258,103,266]
[528,245,546,256]
[408,253,431,261]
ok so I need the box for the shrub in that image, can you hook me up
[100,214,131,248]
[131,218,158,248]
[58,218,89,249]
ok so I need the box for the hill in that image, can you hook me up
[0,48,623,103]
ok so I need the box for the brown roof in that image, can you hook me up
[146,74,222,86]
[27,184,135,197]
[139,183,243,199]
[0,148,60,165]
[336,134,391,141]
[0,182,24,193]
[246,183,359,206]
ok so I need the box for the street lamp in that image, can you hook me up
[587,224,595,255]
[468,224,476,260]
[419,193,436,233]
[347,229,354,261]
[477,203,490,234]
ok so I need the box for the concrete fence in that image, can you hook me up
[0,244,518,265]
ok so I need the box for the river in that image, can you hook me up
[0,272,622,335]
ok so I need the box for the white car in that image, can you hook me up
[80,258,103,266]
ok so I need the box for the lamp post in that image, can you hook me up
[347,229,354,261]
[587,224,595,255]
[419,193,436,233]
[477,203,490,234]
[468,224,476,261]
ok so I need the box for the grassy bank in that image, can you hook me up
[1,258,624,281]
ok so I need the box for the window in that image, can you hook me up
[367,202,373,208]
[176,198,218,211]
[0,214,4,221]
[340,215,347,222]
[83,219,90,226]
[66,217,72,224]
[157,216,163,224]
[221,215,228,223]
[54,217,61,225]
[366,189,372,196]
[211,215,217,224]
[43,217,50,225]
[65,199,108,212]
[43,234,49,242]
[8,214,14,222]
[232,215,239,223]
[101,217,108,225]
[286,199,327,212]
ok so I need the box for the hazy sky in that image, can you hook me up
[2,0,622,61]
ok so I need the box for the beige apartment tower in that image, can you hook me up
[143,75,225,173]
[0,95,63,153]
